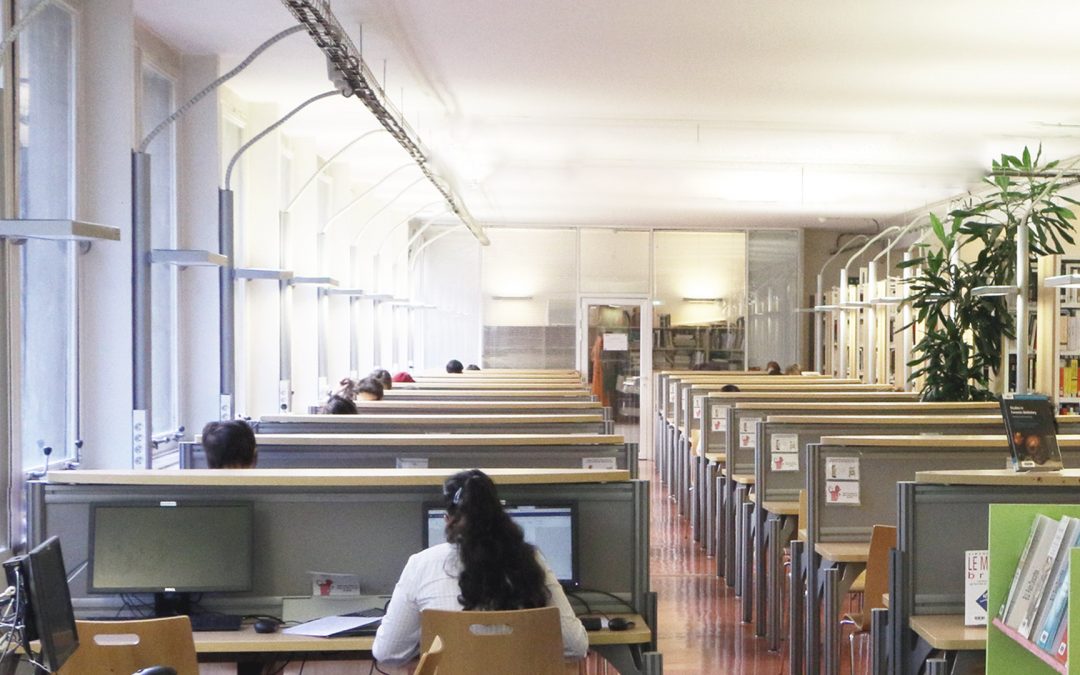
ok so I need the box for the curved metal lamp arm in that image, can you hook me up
[283,128,387,213]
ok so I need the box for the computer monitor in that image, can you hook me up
[424,503,578,587]
[88,502,253,616]
[3,536,80,672]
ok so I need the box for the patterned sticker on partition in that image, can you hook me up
[824,456,860,505]
[739,417,762,449]
[396,457,429,469]
[582,457,618,470]
[669,383,678,402]
[825,457,860,480]
[693,395,705,420]
[710,405,729,432]
[770,433,799,472]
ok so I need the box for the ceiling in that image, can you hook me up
[136,0,1080,232]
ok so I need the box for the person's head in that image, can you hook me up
[356,377,384,401]
[201,420,258,469]
[466,364,480,371]
[720,384,740,392]
[323,394,358,414]
[765,360,782,375]
[446,359,464,374]
[441,469,549,611]
[784,363,802,376]
[392,371,415,384]
[370,369,393,390]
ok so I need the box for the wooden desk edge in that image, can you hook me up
[909,614,987,651]
[814,542,871,563]
[761,500,799,515]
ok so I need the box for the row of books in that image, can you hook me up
[1058,359,1080,399]
[1057,313,1080,354]
[997,513,1079,664]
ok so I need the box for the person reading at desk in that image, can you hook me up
[201,420,257,468]
[372,469,588,666]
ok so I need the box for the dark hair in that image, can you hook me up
[765,360,782,375]
[356,377,384,400]
[202,420,257,469]
[720,384,740,392]
[466,364,480,371]
[442,470,549,611]
[323,395,358,414]
[370,369,393,390]
[446,359,464,374]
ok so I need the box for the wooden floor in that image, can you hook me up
[648,458,787,675]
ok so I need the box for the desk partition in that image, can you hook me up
[256,413,610,435]
[382,389,594,401]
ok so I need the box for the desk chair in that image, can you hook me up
[415,635,444,675]
[57,617,198,675]
[839,525,896,675]
[420,607,567,675]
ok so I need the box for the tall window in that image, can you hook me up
[18,1,77,471]
[141,64,179,440]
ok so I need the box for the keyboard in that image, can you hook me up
[188,613,243,632]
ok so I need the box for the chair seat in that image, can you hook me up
[848,570,866,594]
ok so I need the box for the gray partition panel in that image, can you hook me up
[31,479,648,617]
[256,419,607,434]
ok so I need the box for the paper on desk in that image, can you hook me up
[282,615,381,637]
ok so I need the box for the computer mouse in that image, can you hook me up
[253,618,280,634]
[607,617,633,631]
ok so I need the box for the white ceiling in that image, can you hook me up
[136,0,1080,232]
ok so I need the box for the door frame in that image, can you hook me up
[576,295,653,460]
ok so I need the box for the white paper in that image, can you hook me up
[739,417,762,449]
[710,405,729,432]
[310,571,361,597]
[771,453,799,472]
[965,550,989,626]
[669,383,678,401]
[396,457,429,469]
[826,457,860,480]
[825,480,860,505]
[282,615,381,637]
[603,332,628,351]
[693,395,704,420]
[582,456,618,470]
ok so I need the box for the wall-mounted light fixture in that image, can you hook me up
[1046,274,1080,288]
[491,295,534,301]
[682,297,722,303]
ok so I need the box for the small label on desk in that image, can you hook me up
[396,457,428,469]
[710,406,729,432]
[825,479,860,505]
[582,456,617,470]
[739,417,762,448]
[770,434,799,472]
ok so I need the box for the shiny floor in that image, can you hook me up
[647,458,788,675]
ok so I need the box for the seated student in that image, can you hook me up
[392,371,415,384]
[465,364,480,371]
[784,363,802,375]
[373,469,588,666]
[720,383,740,392]
[201,420,258,469]
[334,377,362,399]
[371,368,393,390]
[323,394,358,414]
[764,360,782,375]
[446,359,464,374]
[356,376,384,401]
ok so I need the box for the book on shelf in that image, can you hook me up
[998,513,1055,630]
[999,395,1064,472]
[966,549,990,626]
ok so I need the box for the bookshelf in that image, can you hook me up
[986,504,1080,674]
[651,319,743,370]
[1056,258,1080,414]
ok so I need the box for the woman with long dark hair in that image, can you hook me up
[372,469,588,665]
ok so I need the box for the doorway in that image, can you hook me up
[577,297,652,453]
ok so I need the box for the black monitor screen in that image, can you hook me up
[88,502,253,593]
[16,537,79,671]
[424,504,578,586]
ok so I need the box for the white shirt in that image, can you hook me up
[372,542,589,665]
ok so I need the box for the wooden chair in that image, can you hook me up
[839,525,897,675]
[419,607,566,675]
[415,635,444,675]
[56,616,199,675]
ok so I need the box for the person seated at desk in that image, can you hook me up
[765,360,782,375]
[323,394,358,414]
[371,368,393,390]
[355,376,383,401]
[201,420,258,469]
[372,469,588,667]
[392,371,415,384]
[446,359,464,374]
[466,364,480,371]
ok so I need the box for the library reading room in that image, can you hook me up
[3,1,1080,674]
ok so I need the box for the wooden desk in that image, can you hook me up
[705,452,725,463]
[909,615,986,651]
[815,542,870,564]
[762,500,798,515]
[916,468,1080,486]
[730,473,754,485]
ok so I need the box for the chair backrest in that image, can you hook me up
[860,524,898,630]
[420,607,564,675]
[57,616,199,675]
[798,489,808,539]
[415,634,444,675]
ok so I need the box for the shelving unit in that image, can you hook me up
[651,319,743,370]
[1055,258,1080,413]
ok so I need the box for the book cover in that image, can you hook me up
[999,514,1052,623]
[1017,516,1072,638]
[965,550,990,626]
[1032,517,1080,649]
[999,395,1064,472]
[1052,621,1068,665]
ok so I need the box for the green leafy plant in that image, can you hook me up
[902,147,1078,401]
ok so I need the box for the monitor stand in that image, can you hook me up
[153,592,193,618]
